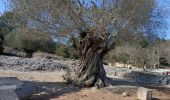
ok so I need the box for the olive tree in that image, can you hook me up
[10,0,157,87]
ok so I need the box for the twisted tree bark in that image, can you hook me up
[66,31,115,87]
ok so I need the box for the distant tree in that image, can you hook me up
[0,31,3,54]
[0,11,16,35]
[10,0,166,87]
[5,27,55,57]
[0,11,16,54]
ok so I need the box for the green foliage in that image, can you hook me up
[0,11,17,54]
[0,21,4,54]
[0,33,3,54]
[55,45,68,58]
[5,28,55,54]
[117,53,130,65]
[55,44,79,59]
[68,47,79,59]
[0,12,15,36]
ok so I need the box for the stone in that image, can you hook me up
[122,92,130,97]
[15,84,39,99]
[0,77,38,100]
[0,77,23,100]
[0,77,23,88]
[137,87,152,100]
[0,89,19,100]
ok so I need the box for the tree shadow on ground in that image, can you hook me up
[23,81,81,100]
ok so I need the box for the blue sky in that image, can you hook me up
[0,1,5,15]
[0,0,170,39]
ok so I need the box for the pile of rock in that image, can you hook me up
[0,55,71,71]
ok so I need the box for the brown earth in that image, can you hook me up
[0,69,170,100]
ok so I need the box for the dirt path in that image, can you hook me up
[52,88,137,100]
[0,69,65,82]
[0,69,170,100]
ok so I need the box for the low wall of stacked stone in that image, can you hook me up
[0,55,71,71]
[105,66,170,86]
[129,71,170,86]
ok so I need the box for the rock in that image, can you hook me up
[0,77,23,88]
[0,90,19,100]
[0,77,39,100]
[0,77,22,100]
[92,86,98,90]
[15,84,39,99]
[122,92,130,97]
[137,87,152,100]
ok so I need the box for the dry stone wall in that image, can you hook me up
[0,55,70,71]
[129,71,170,86]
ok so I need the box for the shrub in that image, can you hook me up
[5,28,55,57]
[55,44,79,59]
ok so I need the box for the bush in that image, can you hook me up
[55,45,68,58]
[5,28,55,57]
[55,44,79,59]
[117,53,130,65]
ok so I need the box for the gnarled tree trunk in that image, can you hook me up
[66,31,115,87]
[73,51,107,87]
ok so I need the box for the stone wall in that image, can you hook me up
[0,55,73,71]
[105,66,170,86]
[129,71,170,86]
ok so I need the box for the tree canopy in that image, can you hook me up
[10,0,157,45]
